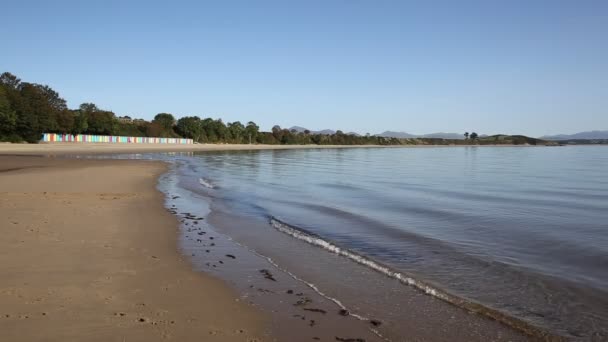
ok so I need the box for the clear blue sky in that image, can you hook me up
[2,0,607,137]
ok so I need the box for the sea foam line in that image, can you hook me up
[225,230,391,341]
[270,217,449,300]
[198,177,215,189]
[269,216,561,341]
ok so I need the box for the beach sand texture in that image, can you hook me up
[0,142,389,155]
[0,142,543,157]
[0,156,266,341]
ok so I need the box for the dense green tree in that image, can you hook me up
[470,132,478,140]
[0,72,21,90]
[36,85,67,113]
[280,128,296,144]
[0,87,17,139]
[115,121,146,137]
[0,73,70,141]
[245,121,259,144]
[72,110,88,134]
[199,118,215,142]
[14,83,66,142]
[212,119,228,141]
[79,103,99,113]
[176,116,203,141]
[271,125,283,142]
[150,113,176,137]
[55,110,75,134]
[153,113,175,130]
[79,103,116,135]
[256,131,277,144]
[0,73,21,141]
[227,121,245,143]
[145,122,164,137]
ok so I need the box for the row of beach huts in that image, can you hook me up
[41,133,193,144]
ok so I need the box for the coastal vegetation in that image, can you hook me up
[1,72,551,146]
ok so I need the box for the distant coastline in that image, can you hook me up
[0,141,566,156]
[1,71,556,147]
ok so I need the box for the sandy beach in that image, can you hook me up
[0,142,393,155]
[0,156,266,341]
[0,142,541,157]
[0,147,556,341]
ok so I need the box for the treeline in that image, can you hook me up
[554,139,608,145]
[0,71,550,146]
[0,72,200,143]
[174,117,404,145]
[415,135,548,145]
[0,72,402,145]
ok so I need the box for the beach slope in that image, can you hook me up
[0,156,266,341]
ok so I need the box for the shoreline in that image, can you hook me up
[0,156,267,341]
[163,154,543,342]
[1,150,587,341]
[0,142,555,156]
[267,216,562,341]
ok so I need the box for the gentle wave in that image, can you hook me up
[224,234,391,341]
[199,177,215,189]
[269,216,562,341]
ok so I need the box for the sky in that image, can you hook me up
[2,0,607,137]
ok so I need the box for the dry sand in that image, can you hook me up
[0,156,267,341]
[0,142,546,156]
[0,142,392,155]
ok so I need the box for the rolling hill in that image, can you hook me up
[540,131,608,140]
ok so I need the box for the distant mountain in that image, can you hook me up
[291,127,487,139]
[288,126,336,135]
[288,126,309,133]
[540,131,608,140]
[377,131,466,140]
[377,131,417,138]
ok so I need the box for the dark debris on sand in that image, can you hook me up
[303,308,327,314]
[259,269,277,281]
[370,319,382,327]
[335,338,366,342]
[294,297,312,306]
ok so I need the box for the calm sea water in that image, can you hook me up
[172,146,607,339]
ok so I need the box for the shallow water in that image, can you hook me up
[157,154,527,342]
[81,146,607,339]
[167,146,608,340]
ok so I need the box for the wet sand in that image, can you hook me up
[0,142,392,155]
[0,156,266,341]
[0,142,541,156]
[0,152,547,342]
[161,158,535,342]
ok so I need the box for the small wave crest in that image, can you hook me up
[199,178,215,189]
[223,224,391,341]
[269,216,559,341]
[269,217,449,300]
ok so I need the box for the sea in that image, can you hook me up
[116,146,607,340]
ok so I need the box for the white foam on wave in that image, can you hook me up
[270,217,450,302]
[198,178,215,189]
[226,234,392,342]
